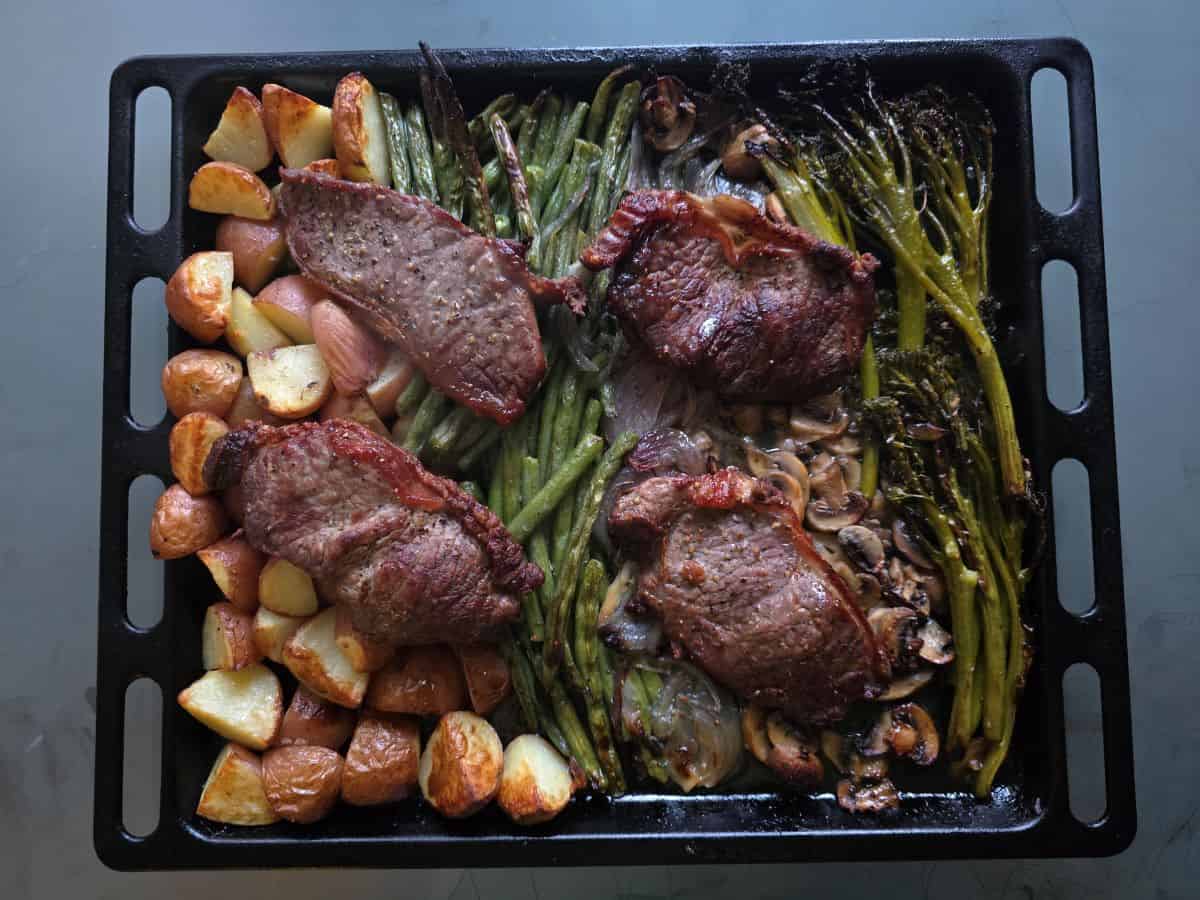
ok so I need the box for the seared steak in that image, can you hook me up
[204,420,539,646]
[609,467,888,723]
[280,169,585,424]
[582,190,877,402]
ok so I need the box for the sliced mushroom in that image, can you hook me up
[858,573,883,608]
[860,711,892,758]
[640,76,696,152]
[789,405,849,445]
[879,669,934,701]
[818,431,863,456]
[820,730,848,774]
[745,443,810,519]
[867,606,923,671]
[837,777,900,813]
[918,569,948,615]
[831,560,861,594]
[886,558,931,616]
[892,517,934,570]
[742,706,823,785]
[838,525,885,576]
[868,489,888,518]
[916,616,955,665]
[808,453,845,498]
[721,123,778,181]
[850,752,889,783]
[885,703,939,765]
[806,491,868,532]
[839,455,862,493]
[741,704,772,765]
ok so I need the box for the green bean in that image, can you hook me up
[394,371,428,417]
[499,423,526,526]
[427,405,475,457]
[580,397,603,439]
[503,635,542,733]
[507,434,603,544]
[379,93,412,194]
[418,67,464,220]
[402,389,449,454]
[517,90,548,162]
[459,481,484,503]
[541,140,601,275]
[490,113,540,269]
[586,82,639,240]
[404,105,440,201]
[609,137,633,216]
[487,452,506,520]
[518,457,548,641]
[536,364,564,480]
[458,422,502,471]
[550,369,586,567]
[532,94,563,167]
[576,559,625,792]
[448,416,491,462]
[534,101,589,217]
[468,93,517,147]
[544,431,638,676]
[585,65,635,144]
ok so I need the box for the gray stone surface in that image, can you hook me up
[2,0,1196,896]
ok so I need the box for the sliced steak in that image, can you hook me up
[582,190,877,402]
[609,467,888,724]
[204,420,539,646]
[280,169,585,424]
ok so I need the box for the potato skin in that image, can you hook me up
[418,711,502,819]
[341,712,420,806]
[334,604,394,672]
[169,412,230,496]
[161,349,243,419]
[196,743,279,826]
[202,601,261,670]
[196,531,265,612]
[279,686,356,750]
[165,251,234,343]
[365,645,467,716]
[497,734,574,825]
[262,745,344,824]
[454,643,512,716]
[188,161,276,220]
[225,378,285,429]
[150,484,227,559]
[215,215,287,293]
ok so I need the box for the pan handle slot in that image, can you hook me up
[1031,67,1074,214]
[1062,663,1106,824]
[123,677,163,837]
[133,86,172,233]
[1051,458,1094,616]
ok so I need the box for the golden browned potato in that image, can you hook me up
[262,745,344,824]
[279,686,356,750]
[365,645,467,716]
[203,87,273,172]
[497,734,576,825]
[454,643,512,717]
[332,72,391,186]
[189,161,276,220]
[164,251,234,343]
[418,711,503,819]
[202,600,261,671]
[196,531,265,612]
[252,607,305,664]
[334,605,394,672]
[247,345,332,419]
[252,275,325,344]
[258,557,319,616]
[310,300,384,396]
[177,663,282,750]
[341,712,420,806]
[161,349,243,419]
[365,350,415,419]
[215,215,287,294]
[318,391,389,438]
[149,484,228,560]
[226,286,291,358]
[283,608,370,709]
[196,743,280,826]
[262,84,334,169]
[304,158,341,176]
[224,378,286,428]
[169,412,229,496]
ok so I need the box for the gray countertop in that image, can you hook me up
[2,0,1196,896]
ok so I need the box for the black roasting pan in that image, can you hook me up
[97,39,1134,869]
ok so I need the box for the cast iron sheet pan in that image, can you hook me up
[96,38,1134,869]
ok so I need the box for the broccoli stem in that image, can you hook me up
[859,336,880,499]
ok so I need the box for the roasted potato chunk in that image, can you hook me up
[226,286,291,358]
[497,734,575,825]
[247,344,332,419]
[201,601,261,671]
[196,531,265,612]
[149,484,227,560]
[252,275,325,344]
[282,608,370,709]
[215,215,287,293]
[318,391,389,438]
[365,645,467,716]
[165,251,234,343]
[169,412,229,496]
[196,743,279,826]
[418,711,503,819]
[454,643,512,717]
[365,350,415,419]
[161,349,243,419]
[310,299,383,396]
[177,663,282,750]
[262,84,334,169]
[304,158,341,177]
[332,72,391,186]
[279,686,356,750]
[224,378,286,428]
[262,745,344,824]
[341,712,420,806]
[202,87,273,172]
[252,607,305,664]
[334,605,394,672]
[189,161,276,220]
[258,557,319,616]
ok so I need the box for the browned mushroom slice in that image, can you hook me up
[916,616,955,665]
[639,76,696,152]
[885,703,939,765]
[806,491,869,532]
[741,705,772,765]
[837,777,900,813]
[764,712,824,786]
[867,606,924,671]
[818,431,863,456]
[789,401,849,445]
[892,517,935,570]
[886,557,932,616]
[879,669,935,701]
[721,123,779,181]
[838,525,886,577]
